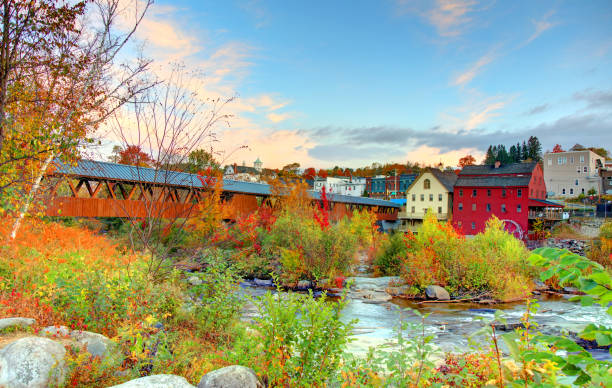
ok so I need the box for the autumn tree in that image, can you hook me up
[5,0,153,239]
[302,167,316,180]
[552,144,564,153]
[115,145,155,167]
[458,154,476,167]
[185,149,220,173]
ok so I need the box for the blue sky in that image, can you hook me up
[125,0,612,168]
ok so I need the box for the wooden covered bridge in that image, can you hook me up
[44,160,400,223]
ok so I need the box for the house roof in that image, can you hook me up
[528,198,564,208]
[455,176,532,187]
[52,159,400,208]
[459,162,537,176]
[428,168,458,192]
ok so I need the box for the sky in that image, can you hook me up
[107,0,612,169]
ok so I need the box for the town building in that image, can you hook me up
[543,150,605,197]
[223,158,275,182]
[313,176,366,197]
[600,167,612,195]
[365,173,417,199]
[452,162,563,238]
[400,168,457,232]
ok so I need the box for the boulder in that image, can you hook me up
[188,275,203,286]
[386,285,412,297]
[70,330,113,358]
[296,280,312,290]
[0,317,35,331]
[354,290,392,304]
[425,285,450,301]
[198,365,262,388]
[39,325,71,337]
[0,336,66,388]
[108,374,196,388]
[253,278,273,287]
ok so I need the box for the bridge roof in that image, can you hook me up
[53,159,400,208]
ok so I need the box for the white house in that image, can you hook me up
[313,176,366,197]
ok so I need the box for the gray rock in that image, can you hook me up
[0,317,35,331]
[348,276,402,292]
[253,278,273,287]
[425,285,450,301]
[70,330,113,358]
[40,325,71,337]
[198,365,262,388]
[108,374,196,388]
[354,290,393,304]
[297,280,312,289]
[188,275,203,286]
[386,285,412,297]
[0,336,66,388]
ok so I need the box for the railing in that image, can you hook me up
[528,210,563,220]
[398,211,449,220]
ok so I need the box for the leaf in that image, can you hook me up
[595,332,612,346]
[501,332,520,360]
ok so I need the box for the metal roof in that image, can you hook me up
[455,176,532,187]
[460,162,537,176]
[53,159,400,208]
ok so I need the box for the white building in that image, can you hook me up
[313,176,366,197]
[543,150,605,197]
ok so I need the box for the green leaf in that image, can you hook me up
[595,332,612,346]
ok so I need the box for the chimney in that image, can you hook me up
[494,161,501,169]
[233,162,237,174]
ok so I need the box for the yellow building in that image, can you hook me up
[399,168,458,232]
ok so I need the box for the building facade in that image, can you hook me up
[452,162,562,238]
[600,168,612,195]
[366,174,417,199]
[400,169,457,232]
[313,176,366,197]
[543,150,605,197]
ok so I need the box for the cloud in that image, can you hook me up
[396,0,483,38]
[267,112,292,123]
[453,50,496,86]
[573,89,612,110]
[525,10,556,45]
[463,100,505,130]
[524,104,549,116]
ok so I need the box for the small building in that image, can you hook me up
[453,162,563,238]
[543,150,605,197]
[224,158,275,182]
[365,176,387,198]
[366,173,417,199]
[600,167,612,195]
[313,176,366,197]
[400,168,457,232]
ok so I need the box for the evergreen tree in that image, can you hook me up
[521,141,528,161]
[484,145,496,165]
[527,136,543,162]
[516,142,522,160]
[497,145,510,164]
[509,145,518,162]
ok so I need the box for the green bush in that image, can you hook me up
[228,286,355,387]
[373,232,407,275]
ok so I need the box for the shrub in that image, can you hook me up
[228,287,355,387]
[373,232,407,275]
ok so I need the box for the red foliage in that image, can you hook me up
[303,167,316,180]
[313,186,330,230]
[552,144,564,153]
[317,169,328,178]
[118,145,155,167]
[458,154,476,168]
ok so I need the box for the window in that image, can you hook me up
[580,155,585,163]
[471,222,476,230]
[502,189,506,197]
[575,179,579,186]
[584,166,588,173]
[517,189,522,197]
[582,188,585,194]
[577,168,581,173]
[570,156,574,163]
[487,189,491,197]
[420,194,424,201]
[472,189,477,197]
[458,203,463,210]
[562,188,566,195]
[429,194,434,201]
[547,158,552,166]
[412,194,416,201]
[438,207,442,214]
[517,204,522,213]
[411,206,415,213]
[501,204,507,213]
[486,203,491,212]
[557,157,564,165]
[457,221,462,228]
[459,189,463,197]
[570,188,574,195]
[424,179,431,189]
[438,194,443,201]
[472,203,476,211]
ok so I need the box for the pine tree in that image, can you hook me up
[527,136,543,162]
[497,145,510,164]
[521,141,528,161]
[484,145,496,165]
[516,142,522,160]
[509,145,518,163]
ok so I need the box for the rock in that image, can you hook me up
[493,322,525,331]
[0,336,66,388]
[70,330,113,358]
[355,290,393,304]
[0,317,36,331]
[425,285,450,301]
[562,286,582,294]
[296,280,312,290]
[40,325,71,337]
[348,276,401,293]
[253,278,273,287]
[386,285,412,297]
[534,280,548,291]
[188,275,203,286]
[198,365,262,388]
[108,374,196,387]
